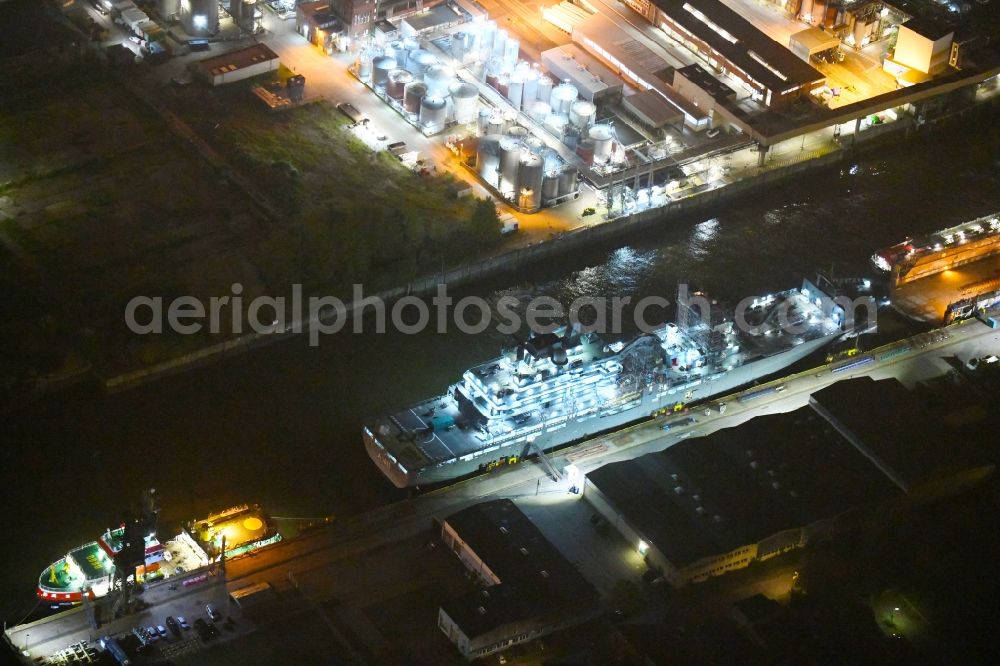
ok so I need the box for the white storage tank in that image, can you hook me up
[522,70,538,108]
[386,69,413,101]
[406,50,437,77]
[477,107,492,135]
[549,83,578,115]
[477,134,502,187]
[527,100,551,123]
[589,124,614,163]
[503,38,520,70]
[356,49,375,81]
[536,76,553,111]
[402,37,420,56]
[419,96,448,131]
[492,29,507,58]
[569,100,596,130]
[498,136,521,193]
[423,64,454,98]
[557,167,578,196]
[507,72,524,110]
[542,171,560,203]
[404,81,427,114]
[451,32,468,62]
[372,56,398,87]
[502,109,518,133]
[517,152,544,212]
[523,136,545,155]
[506,126,529,140]
[487,109,505,135]
[451,83,479,124]
[384,40,403,62]
[544,113,568,135]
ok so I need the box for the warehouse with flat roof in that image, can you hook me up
[438,500,599,659]
[627,0,825,107]
[584,407,900,585]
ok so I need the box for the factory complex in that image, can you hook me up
[289,0,1000,214]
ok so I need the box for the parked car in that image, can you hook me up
[166,617,181,636]
[207,603,222,621]
[145,626,159,642]
[177,615,190,630]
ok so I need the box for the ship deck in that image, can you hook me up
[39,558,76,592]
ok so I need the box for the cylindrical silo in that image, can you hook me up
[451,83,479,124]
[372,56,397,87]
[542,171,560,203]
[404,81,427,114]
[503,38,520,70]
[492,29,507,58]
[502,110,518,133]
[477,107,492,135]
[523,136,545,155]
[527,100,551,123]
[569,100,596,130]
[406,50,437,77]
[498,137,521,193]
[419,96,448,131]
[563,124,581,150]
[517,152,544,212]
[536,76,553,110]
[507,72,524,110]
[487,109,504,135]
[387,69,413,101]
[402,37,420,56]
[451,32,468,62]
[522,70,539,108]
[506,125,529,141]
[549,83,579,115]
[589,124,613,163]
[557,167,578,196]
[481,20,496,49]
[544,113,568,136]
[477,134,502,187]
[424,64,454,97]
[495,74,510,98]
[356,48,375,81]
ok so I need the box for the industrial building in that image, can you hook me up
[192,43,281,86]
[623,0,826,107]
[884,17,955,83]
[296,1,344,48]
[326,0,451,39]
[809,375,1000,491]
[584,407,901,586]
[438,499,599,659]
[540,44,624,102]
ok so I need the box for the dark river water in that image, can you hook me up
[3,120,999,621]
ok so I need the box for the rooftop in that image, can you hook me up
[441,499,597,636]
[652,0,825,92]
[675,63,737,101]
[622,89,685,127]
[541,43,625,100]
[901,16,955,42]
[810,375,1000,489]
[586,407,901,568]
[193,43,279,76]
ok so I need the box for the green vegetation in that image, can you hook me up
[169,83,501,294]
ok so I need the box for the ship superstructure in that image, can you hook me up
[365,279,848,487]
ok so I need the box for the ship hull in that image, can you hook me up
[365,330,839,488]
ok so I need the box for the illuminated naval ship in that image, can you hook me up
[365,280,849,488]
